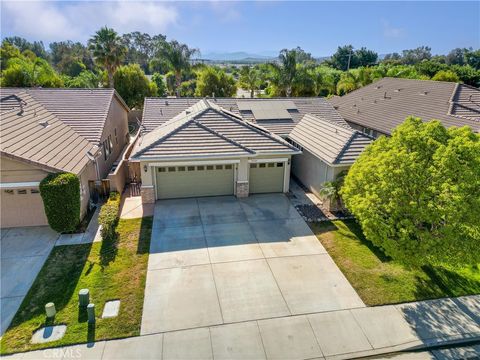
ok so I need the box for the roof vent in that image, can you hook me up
[374,85,383,90]
[420,91,429,96]
[38,120,49,128]
[185,110,190,115]
[394,88,402,92]
[165,100,169,106]
[159,109,163,115]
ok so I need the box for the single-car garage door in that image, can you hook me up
[156,164,234,199]
[0,188,48,227]
[249,162,284,194]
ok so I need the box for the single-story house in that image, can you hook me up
[329,77,480,137]
[130,99,300,201]
[131,97,373,202]
[0,88,130,228]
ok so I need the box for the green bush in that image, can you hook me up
[39,173,80,233]
[98,192,121,240]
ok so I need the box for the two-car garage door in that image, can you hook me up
[156,164,234,199]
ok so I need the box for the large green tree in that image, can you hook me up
[88,27,126,88]
[159,40,198,96]
[342,117,480,266]
[195,67,236,97]
[238,66,262,98]
[113,64,157,108]
[268,48,301,97]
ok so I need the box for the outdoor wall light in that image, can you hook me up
[143,165,148,172]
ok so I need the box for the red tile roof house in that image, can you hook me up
[130,97,374,202]
[0,88,130,228]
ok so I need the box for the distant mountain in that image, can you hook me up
[200,51,277,61]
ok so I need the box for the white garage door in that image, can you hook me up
[156,164,234,199]
[249,162,285,194]
[0,188,48,227]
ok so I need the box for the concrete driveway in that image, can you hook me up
[0,227,58,334]
[141,194,364,335]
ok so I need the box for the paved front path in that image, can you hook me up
[141,194,365,335]
[0,227,58,335]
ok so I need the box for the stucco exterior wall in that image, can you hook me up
[0,157,49,183]
[97,97,129,179]
[291,150,348,198]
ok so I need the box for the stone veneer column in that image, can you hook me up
[236,180,249,198]
[141,185,155,204]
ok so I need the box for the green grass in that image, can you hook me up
[1,217,153,354]
[310,220,480,306]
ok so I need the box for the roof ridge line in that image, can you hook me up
[193,120,255,154]
[208,107,298,151]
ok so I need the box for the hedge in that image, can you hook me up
[98,192,121,240]
[39,173,80,233]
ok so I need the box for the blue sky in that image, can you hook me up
[1,1,479,57]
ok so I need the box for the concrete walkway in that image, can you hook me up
[6,295,479,359]
[0,227,58,335]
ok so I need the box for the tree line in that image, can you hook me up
[1,27,479,109]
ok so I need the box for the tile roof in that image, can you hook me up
[0,92,95,174]
[289,114,374,165]
[132,99,299,160]
[0,88,129,143]
[329,78,480,134]
[142,97,347,136]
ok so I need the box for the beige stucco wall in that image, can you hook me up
[0,156,95,228]
[97,97,129,179]
[291,150,349,198]
[0,157,49,183]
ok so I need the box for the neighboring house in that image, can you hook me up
[131,97,372,202]
[0,88,130,228]
[329,77,480,137]
[289,114,373,198]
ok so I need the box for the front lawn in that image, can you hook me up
[310,220,480,306]
[1,217,153,354]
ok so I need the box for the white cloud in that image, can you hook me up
[1,1,178,43]
[209,1,241,23]
[382,19,405,39]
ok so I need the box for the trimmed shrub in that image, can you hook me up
[39,173,80,233]
[98,192,121,240]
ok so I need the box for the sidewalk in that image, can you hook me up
[5,295,479,360]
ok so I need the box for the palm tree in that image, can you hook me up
[239,66,261,98]
[88,27,126,88]
[160,41,198,96]
[268,48,298,97]
[319,171,348,212]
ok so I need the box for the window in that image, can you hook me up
[277,163,284,167]
[114,128,118,144]
[168,167,176,172]
[17,189,27,195]
[259,163,266,168]
[187,166,195,171]
[215,165,223,170]
[225,164,232,170]
[267,163,274,168]
[158,168,166,172]
[178,166,185,172]
[206,165,214,170]
[197,166,205,171]
[4,189,14,195]
[31,189,40,194]
[250,163,257,168]
[103,135,113,160]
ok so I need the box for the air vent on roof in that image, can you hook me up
[394,88,402,92]
[160,109,163,115]
[165,100,169,106]
[374,85,383,90]
[420,91,429,96]
[38,120,49,128]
